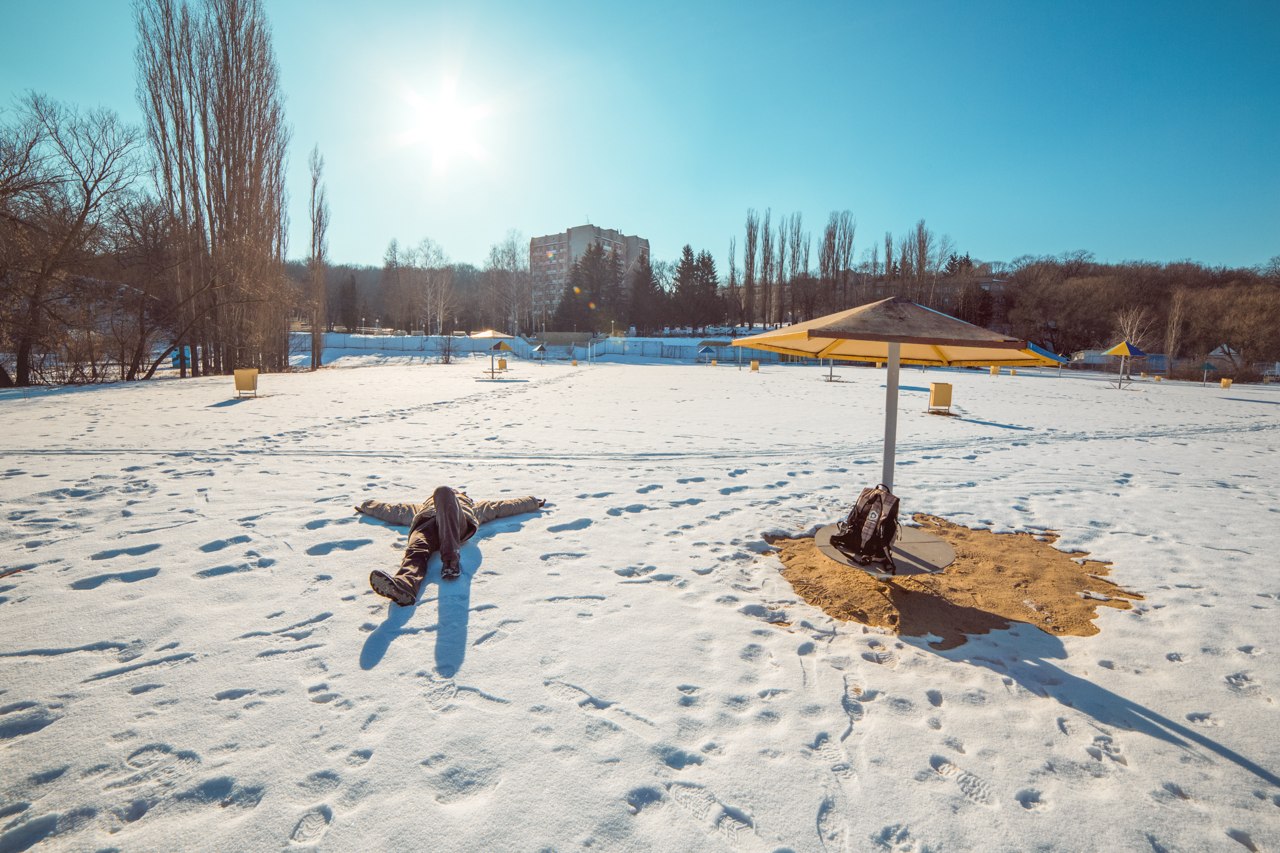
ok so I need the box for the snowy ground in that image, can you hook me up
[2,356,1278,852]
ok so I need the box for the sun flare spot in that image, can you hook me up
[395,76,492,175]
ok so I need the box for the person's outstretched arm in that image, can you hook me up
[353,499,424,527]
[472,496,544,525]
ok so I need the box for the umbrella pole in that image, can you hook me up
[882,342,900,491]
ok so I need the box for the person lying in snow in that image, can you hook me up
[357,486,545,606]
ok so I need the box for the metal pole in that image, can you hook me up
[882,342,900,491]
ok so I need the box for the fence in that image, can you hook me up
[300,333,538,360]
[569,338,795,364]
[303,333,809,366]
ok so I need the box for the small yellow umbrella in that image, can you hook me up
[485,340,513,378]
[1103,340,1146,385]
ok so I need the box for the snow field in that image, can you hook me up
[1,358,1278,851]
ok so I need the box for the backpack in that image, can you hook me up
[830,484,900,572]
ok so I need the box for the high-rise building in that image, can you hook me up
[529,225,649,326]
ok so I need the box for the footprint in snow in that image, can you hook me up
[0,700,63,742]
[547,518,592,533]
[816,794,849,853]
[420,747,500,803]
[806,732,854,780]
[304,539,373,556]
[70,568,160,590]
[199,534,252,552]
[297,770,342,797]
[929,755,995,806]
[871,823,921,852]
[607,504,650,516]
[90,543,162,561]
[290,805,333,844]
[625,786,666,815]
[665,782,756,850]
[1087,734,1127,766]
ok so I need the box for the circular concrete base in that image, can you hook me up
[815,524,956,579]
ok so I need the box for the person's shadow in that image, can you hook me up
[900,623,1280,787]
[358,516,532,676]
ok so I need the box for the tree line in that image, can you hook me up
[2,0,1276,385]
[537,208,1279,375]
[296,228,537,339]
[1,0,290,386]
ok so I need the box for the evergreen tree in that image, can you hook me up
[694,250,721,330]
[552,258,592,332]
[628,253,664,335]
[602,246,625,329]
[672,245,699,330]
[337,274,357,331]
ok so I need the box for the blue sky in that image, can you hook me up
[2,0,1277,269]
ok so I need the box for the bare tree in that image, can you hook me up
[834,211,855,307]
[483,230,528,333]
[898,233,914,294]
[307,145,328,370]
[759,208,773,327]
[725,236,738,328]
[819,214,837,310]
[1115,304,1155,348]
[743,209,758,328]
[787,213,805,279]
[1163,289,1188,374]
[912,220,933,283]
[774,213,789,324]
[883,232,894,283]
[107,194,190,381]
[136,0,290,375]
[413,237,452,336]
[1,95,141,386]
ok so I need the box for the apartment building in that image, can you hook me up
[529,225,649,324]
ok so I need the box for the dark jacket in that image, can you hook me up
[355,494,542,543]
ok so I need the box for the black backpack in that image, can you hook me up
[830,484,900,572]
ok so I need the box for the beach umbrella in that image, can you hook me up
[486,340,513,377]
[731,296,1056,492]
[1200,361,1216,386]
[1103,340,1146,384]
[697,345,714,364]
[533,343,546,366]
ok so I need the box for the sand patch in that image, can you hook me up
[769,514,1142,650]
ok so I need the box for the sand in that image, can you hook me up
[769,514,1144,650]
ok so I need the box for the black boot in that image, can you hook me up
[369,569,416,606]
[441,554,461,581]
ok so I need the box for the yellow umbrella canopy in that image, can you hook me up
[731,297,1055,368]
[732,297,1056,491]
[489,340,514,352]
[1103,341,1146,358]
[470,329,514,339]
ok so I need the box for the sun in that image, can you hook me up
[396,76,492,175]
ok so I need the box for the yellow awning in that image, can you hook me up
[732,297,1057,367]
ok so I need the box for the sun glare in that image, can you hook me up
[396,76,492,175]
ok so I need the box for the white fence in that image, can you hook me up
[300,333,801,365]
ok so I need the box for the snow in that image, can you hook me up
[2,356,1278,852]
